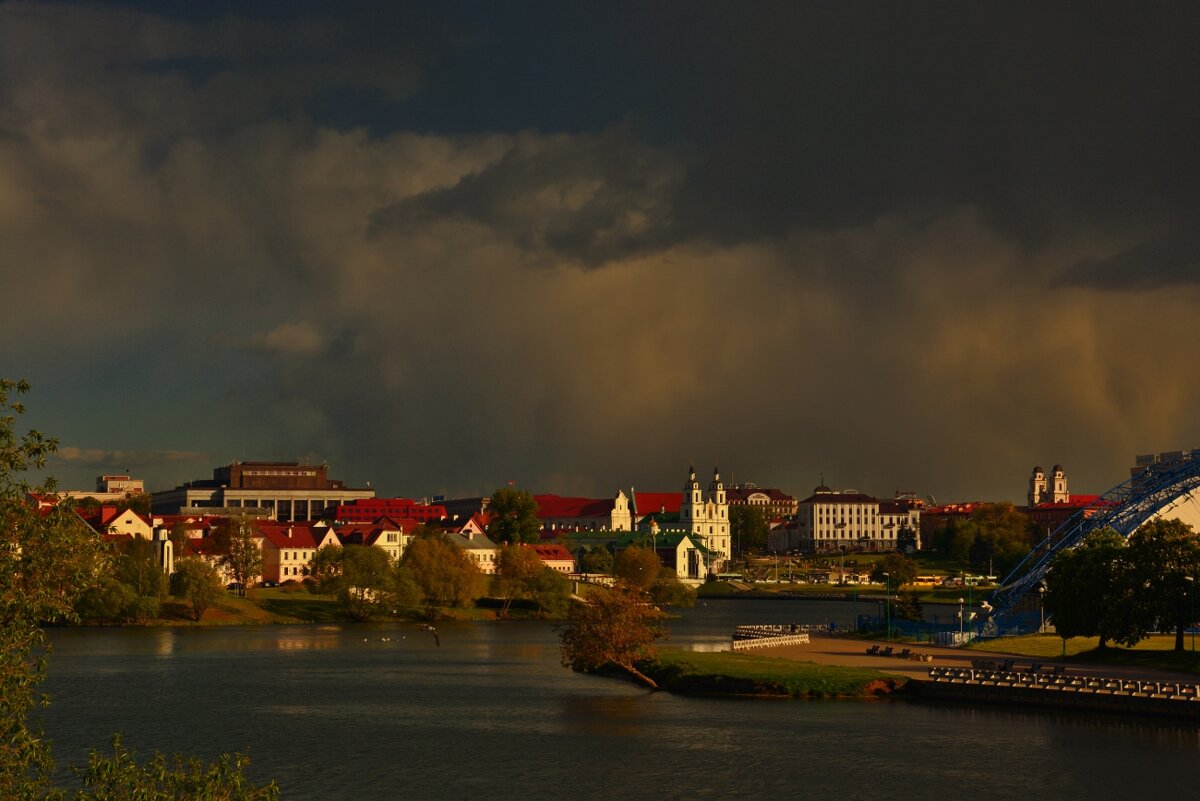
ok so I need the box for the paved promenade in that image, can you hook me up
[760,633,1200,683]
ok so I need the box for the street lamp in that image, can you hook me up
[957,596,965,643]
[1038,584,1046,635]
[1185,576,1195,654]
[883,572,891,640]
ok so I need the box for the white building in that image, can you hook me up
[680,466,730,567]
[781,483,920,554]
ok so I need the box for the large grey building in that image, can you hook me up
[151,460,374,522]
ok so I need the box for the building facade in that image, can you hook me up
[680,466,731,566]
[784,483,920,554]
[152,461,374,521]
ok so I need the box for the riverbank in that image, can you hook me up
[639,649,907,698]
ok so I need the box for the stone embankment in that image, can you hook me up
[909,665,1200,720]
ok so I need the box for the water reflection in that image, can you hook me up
[38,601,1200,801]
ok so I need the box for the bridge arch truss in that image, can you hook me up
[990,453,1200,626]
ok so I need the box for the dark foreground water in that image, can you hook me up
[39,600,1200,800]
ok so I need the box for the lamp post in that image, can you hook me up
[883,572,891,640]
[957,596,965,643]
[1037,584,1046,635]
[1185,576,1195,655]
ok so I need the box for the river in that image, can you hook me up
[39,599,1200,800]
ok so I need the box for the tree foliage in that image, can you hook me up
[334,545,396,621]
[219,516,263,596]
[494,544,547,616]
[0,379,277,798]
[402,532,486,618]
[485,488,542,544]
[578,546,613,575]
[927,502,1036,575]
[560,584,666,689]
[612,547,662,591]
[170,557,224,621]
[1127,519,1200,652]
[1044,529,1134,647]
[729,504,770,554]
[869,552,919,586]
[1045,521,1200,652]
[73,734,278,800]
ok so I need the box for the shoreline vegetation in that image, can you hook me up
[638,650,906,698]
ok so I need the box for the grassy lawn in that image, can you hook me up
[965,633,1200,674]
[245,586,344,623]
[642,648,905,697]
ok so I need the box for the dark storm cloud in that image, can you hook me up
[7,1,1200,503]
[370,126,684,267]
[1055,235,1200,290]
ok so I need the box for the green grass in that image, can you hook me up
[965,633,1200,674]
[641,648,906,697]
[249,587,345,623]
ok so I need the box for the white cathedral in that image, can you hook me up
[680,465,731,566]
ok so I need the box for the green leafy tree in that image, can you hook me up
[1127,518,1200,652]
[870,552,918,586]
[75,576,138,625]
[402,532,486,618]
[170,557,224,621]
[560,584,666,689]
[729,504,770,554]
[650,569,696,609]
[309,543,344,586]
[494,544,547,616]
[334,545,396,621]
[220,515,263,596]
[1044,529,1137,648]
[115,537,167,623]
[613,547,662,591]
[73,734,277,800]
[527,567,572,618]
[579,546,613,575]
[0,379,274,797]
[486,488,542,544]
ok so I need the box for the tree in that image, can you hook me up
[650,569,696,609]
[402,532,486,618]
[729,504,770,554]
[494,544,546,616]
[0,379,274,797]
[171,558,224,621]
[334,545,396,621]
[1044,529,1137,648]
[220,515,263,596]
[870,552,918,586]
[560,584,666,689]
[1127,518,1200,652]
[115,537,167,623]
[612,547,662,591]
[527,568,572,618]
[73,734,277,800]
[309,543,344,586]
[486,487,542,544]
[579,546,613,576]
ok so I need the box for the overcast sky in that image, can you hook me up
[4,2,1200,503]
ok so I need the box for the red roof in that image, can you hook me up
[257,523,319,549]
[633,492,681,515]
[529,543,574,562]
[533,494,616,518]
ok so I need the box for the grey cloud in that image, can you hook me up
[53,447,209,468]
[1054,235,1200,291]
[370,126,685,267]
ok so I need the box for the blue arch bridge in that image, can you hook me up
[978,451,1200,637]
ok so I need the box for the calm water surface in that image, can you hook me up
[40,600,1200,800]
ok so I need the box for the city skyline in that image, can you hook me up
[4,3,1200,503]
